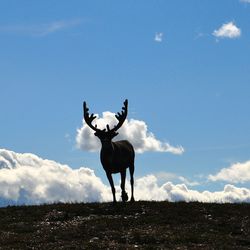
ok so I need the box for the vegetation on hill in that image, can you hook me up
[0,201,249,249]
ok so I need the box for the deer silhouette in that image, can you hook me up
[83,99,135,203]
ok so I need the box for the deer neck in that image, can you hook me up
[100,140,114,153]
[100,140,115,168]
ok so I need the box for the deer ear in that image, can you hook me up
[113,131,119,137]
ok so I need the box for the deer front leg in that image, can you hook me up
[129,164,135,202]
[120,170,128,202]
[106,172,116,203]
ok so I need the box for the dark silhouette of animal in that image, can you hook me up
[83,99,135,203]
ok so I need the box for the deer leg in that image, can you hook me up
[106,172,116,203]
[120,170,128,202]
[129,164,135,202]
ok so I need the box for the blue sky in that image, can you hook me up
[1,0,250,204]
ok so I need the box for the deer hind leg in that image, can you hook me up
[106,172,116,203]
[129,164,135,202]
[120,170,128,202]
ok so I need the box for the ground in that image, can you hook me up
[0,201,250,249]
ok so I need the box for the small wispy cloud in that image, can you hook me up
[213,22,241,39]
[194,30,210,40]
[155,172,200,187]
[194,32,205,40]
[64,133,72,143]
[189,143,250,152]
[0,19,82,37]
[178,176,200,187]
[240,0,250,3]
[154,32,163,42]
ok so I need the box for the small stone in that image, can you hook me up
[89,237,99,243]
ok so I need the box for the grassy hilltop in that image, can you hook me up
[0,201,250,249]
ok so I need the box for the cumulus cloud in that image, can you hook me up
[213,22,241,39]
[135,175,250,203]
[0,19,82,36]
[154,32,163,42]
[208,160,250,183]
[76,112,184,154]
[1,149,250,206]
[0,149,110,205]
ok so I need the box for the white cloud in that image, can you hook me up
[154,172,200,187]
[135,175,250,203]
[178,176,200,187]
[154,32,163,42]
[154,172,178,182]
[213,22,241,39]
[0,149,110,205]
[208,160,250,183]
[1,149,250,206]
[0,19,82,36]
[76,111,184,154]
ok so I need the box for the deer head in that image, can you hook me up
[83,99,128,143]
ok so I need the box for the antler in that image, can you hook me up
[83,99,128,133]
[83,101,100,132]
[109,99,128,132]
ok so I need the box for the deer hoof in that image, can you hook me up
[121,191,128,202]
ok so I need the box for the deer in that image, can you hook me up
[83,99,135,203]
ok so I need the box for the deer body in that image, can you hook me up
[100,140,134,173]
[83,100,135,203]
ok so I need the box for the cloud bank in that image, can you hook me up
[208,161,250,183]
[0,149,110,205]
[1,149,250,206]
[213,22,241,39]
[135,175,250,203]
[76,112,184,154]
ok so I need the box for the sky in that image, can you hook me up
[1,0,250,205]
